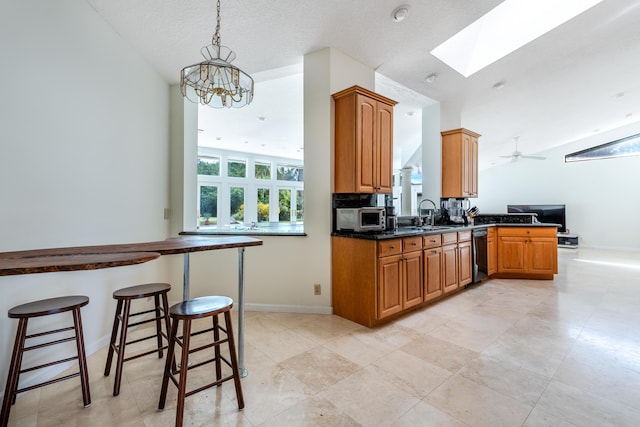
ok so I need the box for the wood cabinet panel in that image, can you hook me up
[333,86,397,194]
[442,128,480,198]
[458,240,472,286]
[378,254,403,318]
[442,244,458,293]
[378,239,402,257]
[497,227,558,278]
[403,250,423,308]
[423,247,443,302]
[403,236,423,252]
[423,234,442,249]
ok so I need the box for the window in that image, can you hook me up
[255,162,271,179]
[279,189,291,222]
[195,150,303,233]
[230,187,245,222]
[198,157,220,176]
[199,185,218,227]
[228,159,246,178]
[296,190,304,221]
[565,132,640,162]
[257,188,270,222]
[277,164,303,182]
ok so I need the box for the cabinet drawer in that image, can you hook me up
[487,227,496,238]
[458,230,471,242]
[403,236,423,252]
[498,227,557,237]
[378,239,402,256]
[423,234,442,249]
[442,233,458,245]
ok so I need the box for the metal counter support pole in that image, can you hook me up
[183,253,190,301]
[238,247,247,377]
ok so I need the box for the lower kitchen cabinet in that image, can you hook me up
[497,227,558,279]
[442,231,472,294]
[332,235,424,327]
[377,237,424,318]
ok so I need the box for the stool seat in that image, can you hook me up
[104,282,172,396]
[2,295,91,426]
[9,295,89,318]
[159,295,243,427]
[113,282,171,299]
[170,295,233,319]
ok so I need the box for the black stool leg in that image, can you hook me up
[1,318,28,425]
[112,300,131,396]
[160,292,176,372]
[159,316,179,410]
[154,294,164,358]
[72,307,91,407]
[175,319,192,427]
[104,299,123,377]
[224,311,244,409]
[213,315,222,383]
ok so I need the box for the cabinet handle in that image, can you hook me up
[412,242,417,246]
[390,245,395,249]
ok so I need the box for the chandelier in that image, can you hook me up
[180,0,254,108]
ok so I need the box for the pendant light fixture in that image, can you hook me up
[180,0,254,108]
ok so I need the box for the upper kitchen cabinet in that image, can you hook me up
[441,128,480,198]
[333,86,397,194]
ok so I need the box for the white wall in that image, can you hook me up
[476,121,640,251]
[0,0,172,393]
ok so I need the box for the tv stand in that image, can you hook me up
[558,233,578,248]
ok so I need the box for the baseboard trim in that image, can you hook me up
[244,303,333,315]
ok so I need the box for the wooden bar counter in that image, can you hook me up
[0,235,263,376]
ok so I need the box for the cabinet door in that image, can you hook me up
[356,95,377,193]
[458,240,472,286]
[376,102,394,193]
[487,237,497,276]
[424,247,443,302]
[377,254,403,319]
[442,244,458,293]
[469,136,478,197]
[528,237,558,274]
[497,237,527,273]
[462,132,472,197]
[403,250,423,308]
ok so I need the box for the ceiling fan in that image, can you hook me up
[500,137,546,162]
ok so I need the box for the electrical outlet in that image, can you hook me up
[313,284,321,295]
[163,208,170,220]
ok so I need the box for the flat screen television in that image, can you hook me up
[507,204,566,233]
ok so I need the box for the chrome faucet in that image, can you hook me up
[417,198,437,227]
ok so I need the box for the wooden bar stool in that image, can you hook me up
[1,295,91,426]
[158,296,244,427]
[104,282,172,396]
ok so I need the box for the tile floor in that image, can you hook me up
[5,247,640,426]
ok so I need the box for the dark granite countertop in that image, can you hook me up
[332,223,560,240]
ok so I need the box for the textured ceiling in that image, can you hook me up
[87,0,640,170]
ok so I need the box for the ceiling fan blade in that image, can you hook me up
[499,155,514,158]
[520,155,546,160]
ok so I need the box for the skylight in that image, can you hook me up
[430,0,603,78]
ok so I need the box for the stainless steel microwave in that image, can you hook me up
[336,207,385,232]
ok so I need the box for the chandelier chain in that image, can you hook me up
[213,0,221,46]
